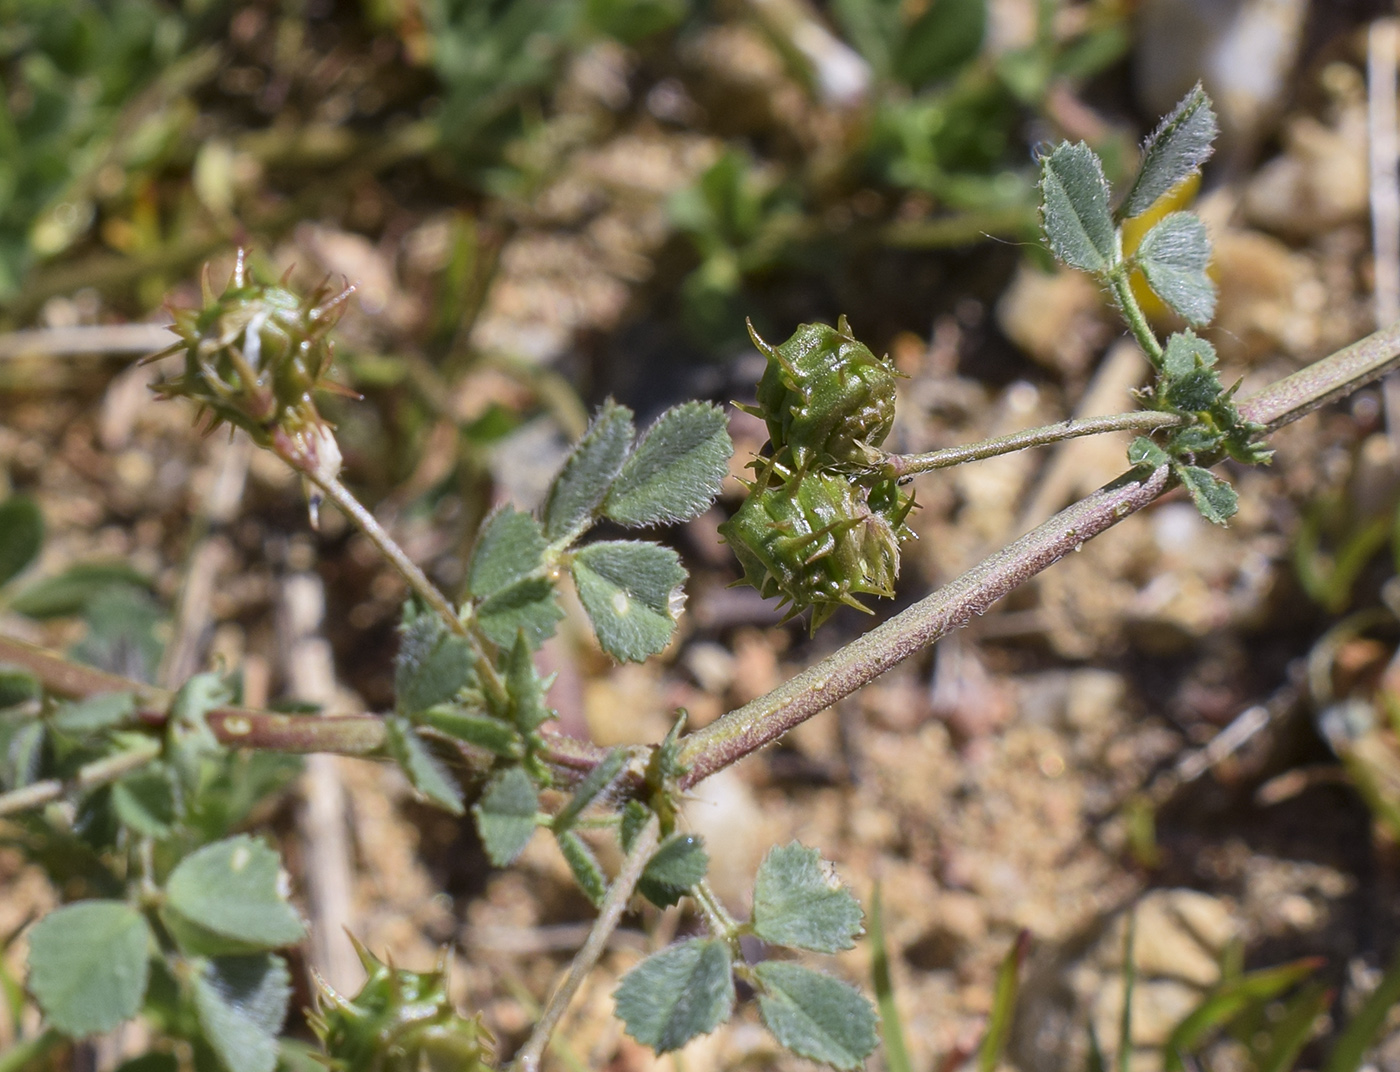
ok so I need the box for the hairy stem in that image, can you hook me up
[677,318,1400,787]
[1107,270,1164,367]
[0,737,160,818]
[885,410,1183,478]
[677,463,1174,784]
[312,475,465,637]
[0,634,608,777]
[511,815,661,1072]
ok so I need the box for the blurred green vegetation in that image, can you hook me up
[0,0,1129,328]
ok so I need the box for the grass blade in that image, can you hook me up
[870,883,912,1072]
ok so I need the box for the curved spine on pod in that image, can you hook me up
[718,465,912,630]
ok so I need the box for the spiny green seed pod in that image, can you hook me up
[150,248,354,490]
[718,467,912,629]
[309,937,493,1072]
[746,316,898,472]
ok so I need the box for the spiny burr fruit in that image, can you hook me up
[309,937,493,1072]
[149,248,355,504]
[718,465,913,630]
[745,316,898,472]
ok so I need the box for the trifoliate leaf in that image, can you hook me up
[418,706,521,758]
[553,748,628,831]
[556,830,607,906]
[192,954,290,1072]
[637,834,708,908]
[1119,84,1218,220]
[467,505,546,599]
[1176,465,1238,526]
[1127,437,1170,469]
[570,541,686,662]
[505,631,553,732]
[473,766,539,866]
[395,605,475,716]
[544,401,635,542]
[161,836,305,956]
[0,495,42,589]
[752,842,863,953]
[615,939,735,1053]
[1135,211,1215,325]
[386,715,464,814]
[1039,141,1118,273]
[753,961,878,1071]
[51,691,136,735]
[475,577,564,651]
[27,901,152,1037]
[604,402,732,527]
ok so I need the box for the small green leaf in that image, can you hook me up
[978,932,1029,1072]
[638,834,708,908]
[570,541,686,662]
[386,716,464,814]
[191,954,290,1072]
[113,765,179,838]
[1120,84,1218,220]
[753,961,878,1071]
[1165,368,1224,412]
[553,748,628,831]
[505,632,554,732]
[891,0,985,88]
[51,691,136,735]
[473,766,539,866]
[27,901,152,1037]
[752,842,863,953]
[615,938,735,1053]
[604,402,733,527]
[8,562,153,618]
[0,496,42,589]
[1170,425,1221,454]
[1127,437,1170,469]
[1135,211,1216,325]
[620,800,651,853]
[0,667,39,709]
[1176,465,1238,525]
[72,586,164,683]
[467,506,546,599]
[1162,328,1217,379]
[544,401,635,542]
[1039,142,1118,273]
[556,829,607,906]
[2,720,44,789]
[395,606,475,716]
[476,577,565,650]
[162,836,305,956]
[419,706,521,758]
